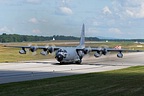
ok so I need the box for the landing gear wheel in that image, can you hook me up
[60,62,64,65]
[75,59,82,64]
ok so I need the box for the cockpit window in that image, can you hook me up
[57,49,67,53]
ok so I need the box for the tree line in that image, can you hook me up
[0,33,100,43]
[1,33,143,43]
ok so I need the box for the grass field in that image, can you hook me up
[0,41,143,63]
[0,66,144,96]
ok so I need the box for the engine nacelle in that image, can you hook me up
[30,46,37,52]
[40,48,49,56]
[94,51,102,58]
[19,49,26,54]
[55,49,67,62]
[83,48,91,54]
[40,51,47,56]
[55,54,64,62]
[117,52,123,58]
[102,48,108,55]
[48,47,54,53]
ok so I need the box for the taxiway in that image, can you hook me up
[0,52,144,84]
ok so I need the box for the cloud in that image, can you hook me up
[134,3,144,18]
[55,0,73,15]
[125,2,144,18]
[28,17,39,24]
[103,6,112,14]
[126,10,134,17]
[112,0,144,18]
[108,28,123,34]
[56,6,73,15]
[0,26,11,33]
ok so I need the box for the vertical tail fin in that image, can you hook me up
[79,24,85,48]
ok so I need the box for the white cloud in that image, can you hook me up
[0,26,11,33]
[112,0,144,18]
[55,0,73,15]
[126,10,134,17]
[125,3,144,18]
[136,3,144,18]
[108,28,123,34]
[103,6,112,14]
[28,18,38,24]
[58,6,73,15]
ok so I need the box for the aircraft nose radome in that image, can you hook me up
[56,54,64,62]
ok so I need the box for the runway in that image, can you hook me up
[0,52,144,84]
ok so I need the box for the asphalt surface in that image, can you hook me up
[0,52,144,84]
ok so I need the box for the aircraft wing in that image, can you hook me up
[76,47,141,58]
[4,45,60,55]
[4,45,31,48]
[76,47,141,53]
[91,47,141,52]
[5,45,59,49]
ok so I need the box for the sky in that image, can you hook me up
[0,0,144,39]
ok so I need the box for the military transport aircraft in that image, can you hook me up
[5,24,140,64]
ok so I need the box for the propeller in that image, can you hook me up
[27,43,38,55]
[25,43,32,54]
[49,44,56,55]
[83,46,92,54]
[98,45,109,55]
[83,46,92,58]
[40,44,49,56]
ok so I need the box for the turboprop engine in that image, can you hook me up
[40,48,48,56]
[117,52,123,58]
[29,46,37,52]
[94,51,102,58]
[102,48,108,55]
[55,49,67,62]
[83,47,91,54]
[48,46,54,53]
[94,48,108,58]
[19,48,26,54]
[40,46,55,56]
[19,46,37,54]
